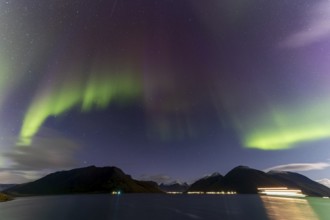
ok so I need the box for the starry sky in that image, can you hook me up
[1,0,330,184]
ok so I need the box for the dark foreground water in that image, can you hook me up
[0,194,329,220]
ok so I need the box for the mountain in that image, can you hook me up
[317,178,330,188]
[268,171,330,197]
[0,184,17,191]
[188,172,224,192]
[222,166,284,194]
[5,166,162,196]
[159,182,189,192]
[186,166,330,197]
[5,165,330,197]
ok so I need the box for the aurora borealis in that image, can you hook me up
[0,0,330,184]
[19,73,142,146]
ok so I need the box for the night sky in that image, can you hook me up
[1,0,330,184]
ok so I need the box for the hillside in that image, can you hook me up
[5,166,162,196]
[186,166,330,197]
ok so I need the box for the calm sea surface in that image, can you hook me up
[0,194,329,220]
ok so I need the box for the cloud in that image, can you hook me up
[0,127,80,183]
[264,162,330,172]
[281,0,330,48]
[5,135,78,171]
[138,174,173,184]
[317,179,330,188]
[0,171,29,184]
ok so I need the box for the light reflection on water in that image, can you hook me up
[261,196,318,220]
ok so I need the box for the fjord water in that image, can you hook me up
[0,194,329,220]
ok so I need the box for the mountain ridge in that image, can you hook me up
[3,165,330,197]
[187,166,330,197]
[4,166,162,196]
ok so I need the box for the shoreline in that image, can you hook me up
[0,193,13,202]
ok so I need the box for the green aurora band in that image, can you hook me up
[243,101,330,150]
[18,73,141,146]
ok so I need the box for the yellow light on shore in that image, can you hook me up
[258,187,306,197]
[112,191,122,195]
[166,192,183,194]
[187,191,237,195]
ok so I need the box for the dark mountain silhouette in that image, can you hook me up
[5,166,162,196]
[187,166,330,197]
[159,181,189,192]
[5,165,330,197]
[188,172,224,192]
[222,166,284,193]
[268,171,330,197]
[0,184,17,191]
